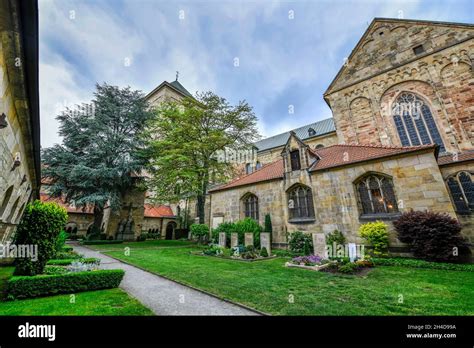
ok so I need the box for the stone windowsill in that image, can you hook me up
[359,213,401,221]
[288,218,316,224]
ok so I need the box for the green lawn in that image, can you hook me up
[85,239,194,251]
[105,246,474,316]
[0,267,153,316]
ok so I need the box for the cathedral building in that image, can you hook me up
[208,18,474,249]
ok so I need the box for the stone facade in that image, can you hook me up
[0,0,40,241]
[209,18,474,251]
[325,19,474,151]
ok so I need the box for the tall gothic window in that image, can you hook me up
[288,185,315,220]
[290,150,301,171]
[446,171,474,213]
[243,194,259,220]
[356,174,399,216]
[392,92,446,152]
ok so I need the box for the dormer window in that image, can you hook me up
[308,128,316,137]
[413,45,424,55]
[245,163,252,174]
[290,150,301,171]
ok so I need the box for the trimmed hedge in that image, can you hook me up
[62,245,73,252]
[46,258,100,266]
[372,257,474,272]
[81,240,123,245]
[6,269,125,300]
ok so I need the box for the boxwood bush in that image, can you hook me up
[358,221,389,256]
[212,218,262,247]
[13,200,68,276]
[288,231,313,256]
[6,269,125,300]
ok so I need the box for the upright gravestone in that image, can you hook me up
[218,232,226,248]
[260,232,271,255]
[244,233,254,247]
[312,233,327,259]
[230,233,238,248]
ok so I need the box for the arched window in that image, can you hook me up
[446,171,473,213]
[315,144,324,149]
[392,92,445,152]
[0,186,14,219]
[242,194,259,220]
[288,185,315,221]
[245,163,252,174]
[308,128,316,137]
[255,161,262,170]
[355,174,399,215]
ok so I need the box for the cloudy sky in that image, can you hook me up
[38,0,474,148]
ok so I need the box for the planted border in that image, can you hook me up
[81,240,123,245]
[6,269,124,300]
[46,258,100,266]
[372,258,474,272]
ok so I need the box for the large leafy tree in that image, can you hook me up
[145,91,259,223]
[42,83,153,233]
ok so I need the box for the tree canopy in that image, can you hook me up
[144,91,260,223]
[42,83,153,233]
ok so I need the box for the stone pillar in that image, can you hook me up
[312,233,327,258]
[218,232,226,247]
[260,232,271,255]
[244,233,254,247]
[230,233,238,248]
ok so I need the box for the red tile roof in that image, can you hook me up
[309,143,437,171]
[209,143,438,192]
[40,193,94,214]
[209,159,284,192]
[437,151,474,166]
[144,204,175,218]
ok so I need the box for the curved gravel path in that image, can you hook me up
[72,244,259,316]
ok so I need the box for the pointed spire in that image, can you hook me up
[175,71,179,81]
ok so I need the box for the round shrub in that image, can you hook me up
[190,224,209,243]
[233,218,262,247]
[358,221,389,257]
[326,229,346,246]
[288,231,313,256]
[393,210,469,262]
[13,200,68,276]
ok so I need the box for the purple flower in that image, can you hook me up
[291,255,323,265]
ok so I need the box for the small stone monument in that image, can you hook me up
[312,233,327,258]
[260,232,271,255]
[244,233,254,247]
[218,232,226,247]
[230,233,238,248]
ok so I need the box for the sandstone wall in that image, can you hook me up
[325,21,474,152]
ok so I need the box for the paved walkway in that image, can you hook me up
[72,244,259,316]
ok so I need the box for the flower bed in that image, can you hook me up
[198,244,276,262]
[285,255,374,275]
[285,255,332,271]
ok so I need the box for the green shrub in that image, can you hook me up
[233,218,262,247]
[80,240,123,245]
[326,230,346,246]
[136,235,147,242]
[13,200,68,276]
[264,214,272,244]
[202,245,224,256]
[337,262,359,274]
[372,257,474,271]
[47,258,100,266]
[358,221,389,256]
[43,266,68,275]
[190,224,209,243]
[55,231,69,256]
[393,210,470,262]
[6,269,125,300]
[288,231,313,256]
[211,222,236,246]
[62,245,73,252]
[260,247,269,257]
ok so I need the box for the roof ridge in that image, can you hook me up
[327,143,435,150]
[255,118,334,143]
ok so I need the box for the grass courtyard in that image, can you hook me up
[104,241,474,316]
[0,266,153,316]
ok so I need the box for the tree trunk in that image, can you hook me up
[197,194,205,224]
[92,205,104,234]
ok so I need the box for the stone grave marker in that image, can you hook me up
[244,233,254,247]
[348,243,357,262]
[230,233,238,248]
[260,232,271,255]
[218,232,226,247]
[312,233,327,258]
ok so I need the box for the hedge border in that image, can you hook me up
[46,258,100,266]
[6,269,125,300]
[372,257,474,272]
[81,240,124,245]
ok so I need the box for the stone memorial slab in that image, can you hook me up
[244,233,254,247]
[218,232,226,247]
[348,243,357,262]
[312,233,326,258]
[230,233,238,248]
[260,232,271,255]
